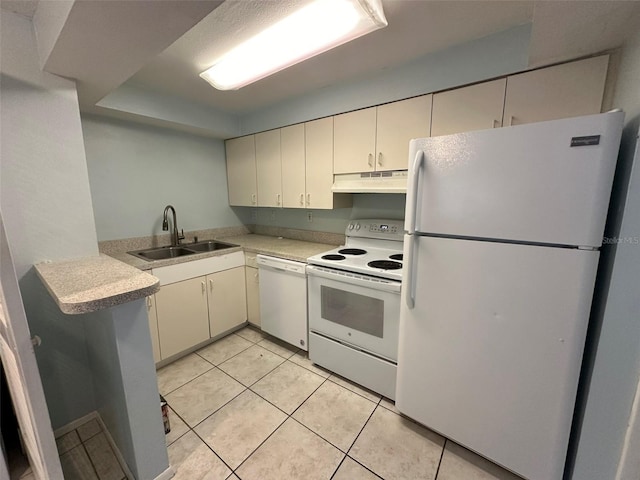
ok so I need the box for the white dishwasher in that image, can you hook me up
[256,255,308,351]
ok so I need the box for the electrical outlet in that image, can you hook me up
[307,211,313,222]
[270,209,276,222]
[251,208,258,222]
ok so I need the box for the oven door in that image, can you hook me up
[306,265,400,361]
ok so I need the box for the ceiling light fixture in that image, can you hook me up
[199,0,387,91]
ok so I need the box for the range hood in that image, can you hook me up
[331,170,407,193]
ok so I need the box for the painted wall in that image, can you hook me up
[1,14,170,479]
[84,301,169,480]
[82,115,244,241]
[0,10,99,429]
[572,27,640,480]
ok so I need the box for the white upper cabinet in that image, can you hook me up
[281,124,306,208]
[376,95,432,171]
[503,55,608,126]
[333,107,377,174]
[306,117,352,209]
[226,135,257,207]
[431,79,507,137]
[334,95,431,174]
[255,129,282,207]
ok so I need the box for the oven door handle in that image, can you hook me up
[306,265,401,294]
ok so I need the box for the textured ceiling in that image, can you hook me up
[127,0,535,113]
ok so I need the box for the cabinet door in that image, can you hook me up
[431,79,507,137]
[156,277,210,359]
[281,124,306,208]
[334,107,377,174]
[245,266,261,327]
[305,117,335,209]
[503,55,608,126]
[256,130,282,207]
[146,295,161,363]
[208,267,247,338]
[226,135,257,207]
[376,95,432,171]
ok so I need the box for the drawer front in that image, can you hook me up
[153,251,244,285]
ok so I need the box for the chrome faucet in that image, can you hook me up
[162,205,184,246]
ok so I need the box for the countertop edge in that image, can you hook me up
[35,254,160,316]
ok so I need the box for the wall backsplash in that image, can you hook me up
[234,193,406,234]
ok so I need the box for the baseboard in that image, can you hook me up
[95,416,136,480]
[53,411,99,438]
[154,465,175,480]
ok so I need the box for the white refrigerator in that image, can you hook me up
[396,111,625,480]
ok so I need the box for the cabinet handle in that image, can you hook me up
[146,297,152,309]
[492,119,500,128]
[251,193,257,205]
[201,281,206,294]
[377,152,383,166]
[367,153,373,167]
[254,272,259,283]
[508,115,515,127]
[300,193,304,206]
[209,279,214,292]
[306,193,311,206]
[276,193,281,205]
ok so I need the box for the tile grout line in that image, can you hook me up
[229,376,332,475]
[433,438,448,480]
[164,331,390,479]
[163,326,265,395]
[344,400,381,457]
[78,438,102,480]
[324,375,382,404]
[159,363,216,396]
[228,414,290,475]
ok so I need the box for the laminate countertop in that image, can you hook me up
[34,235,337,315]
[35,254,160,315]
[112,234,338,270]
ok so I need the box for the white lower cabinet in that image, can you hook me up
[245,266,260,327]
[155,276,210,360]
[207,267,247,338]
[151,252,247,362]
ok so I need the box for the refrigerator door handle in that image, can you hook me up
[404,234,416,309]
[406,150,424,234]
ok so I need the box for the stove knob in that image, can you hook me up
[355,223,361,231]
[348,223,354,230]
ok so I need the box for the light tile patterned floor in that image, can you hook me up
[159,326,525,480]
[56,419,127,480]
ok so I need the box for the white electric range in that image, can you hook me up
[306,219,404,400]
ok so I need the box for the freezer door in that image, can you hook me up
[396,235,599,480]
[405,111,624,247]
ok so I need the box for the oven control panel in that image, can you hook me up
[346,219,404,240]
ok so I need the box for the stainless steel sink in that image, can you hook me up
[128,240,237,261]
[186,240,236,252]
[129,246,196,261]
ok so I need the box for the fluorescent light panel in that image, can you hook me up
[200,0,387,90]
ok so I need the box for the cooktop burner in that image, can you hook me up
[338,248,367,255]
[368,260,403,270]
[390,253,403,261]
[322,254,346,261]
